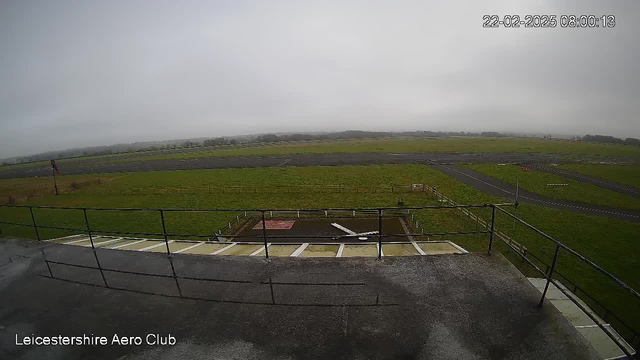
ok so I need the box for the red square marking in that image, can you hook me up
[252,220,295,230]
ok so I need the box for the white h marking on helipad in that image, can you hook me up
[331,223,356,235]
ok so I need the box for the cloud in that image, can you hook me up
[1,0,638,157]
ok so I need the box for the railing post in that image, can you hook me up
[29,207,40,241]
[539,243,561,307]
[377,209,383,260]
[83,208,108,287]
[82,209,95,248]
[261,211,269,259]
[160,210,170,255]
[41,249,53,277]
[488,205,496,254]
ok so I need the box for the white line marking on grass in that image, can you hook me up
[377,243,384,257]
[92,238,123,247]
[250,244,270,256]
[45,234,84,242]
[447,241,469,254]
[63,237,92,245]
[139,241,173,252]
[110,239,147,249]
[211,243,237,255]
[575,324,607,329]
[412,242,426,255]
[337,244,345,257]
[174,242,205,254]
[291,243,309,257]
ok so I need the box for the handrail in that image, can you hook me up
[495,205,640,302]
[0,203,516,212]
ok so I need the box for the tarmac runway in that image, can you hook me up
[430,164,640,223]
[0,152,619,179]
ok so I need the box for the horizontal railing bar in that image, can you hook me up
[495,232,640,342]
[29,224,87,232]
[494,205,558,244]
[0,221,35,227]
[557,244,640,300]
[549,277,636,359]
[45,260,367,286]
[495,205,640,302]
[40,275,398,308]
[0,203,515,212]
[498,237,546,277]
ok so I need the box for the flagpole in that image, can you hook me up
[52,167,59,195]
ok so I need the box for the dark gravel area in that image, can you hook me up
[0,238,599,360]
[431,164,640,223]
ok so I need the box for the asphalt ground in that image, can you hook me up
[520,163,640,199]
[0,237,599,360]
[234,217,406,243]
[431,164,640,223]
[0,152,618,179]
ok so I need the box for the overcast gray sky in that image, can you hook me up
[1,0,639,158]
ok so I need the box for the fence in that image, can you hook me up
[493,205,639,358]
[0,203,502,260]
[0,202,638,357]
[86,183,434,196]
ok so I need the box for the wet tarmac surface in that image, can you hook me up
[0,238,600,360]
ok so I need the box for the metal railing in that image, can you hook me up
[494,205,639,358]
[0,203,504,260]
[1,202,638,357]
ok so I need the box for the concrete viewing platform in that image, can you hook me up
[0,237,601,360]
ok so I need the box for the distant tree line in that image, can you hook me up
[581,134,640,146]
[4,130,638,167]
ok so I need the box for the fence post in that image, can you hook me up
[29,207,40,241]
[83,209,95,249]
[488,205,496,254]
[83,208,108,287]
[261,211,269,259]
[539,243,561,307]
[160,210,171,255]
[377,209,383,260]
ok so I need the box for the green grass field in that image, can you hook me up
[557,164,640,189]
[1,164,638,339]
[76,137,640,165]
[462,164,640,211]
